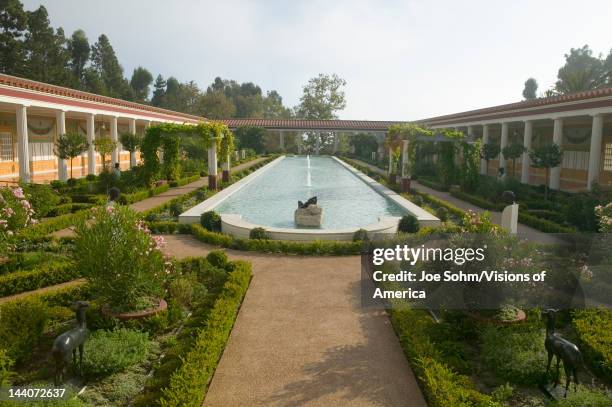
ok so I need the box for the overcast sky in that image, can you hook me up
[22,0,612,120]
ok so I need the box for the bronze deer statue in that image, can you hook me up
[542,308,583,397]
[52,301,89,386]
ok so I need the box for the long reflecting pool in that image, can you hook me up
[214,156,406,229]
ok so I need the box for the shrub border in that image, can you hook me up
[159,260,252,407]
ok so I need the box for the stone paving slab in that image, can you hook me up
[161,235,427,407]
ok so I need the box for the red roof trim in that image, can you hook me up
[420,86,612,125]
[221,118,407,131]
[0,74,203,122]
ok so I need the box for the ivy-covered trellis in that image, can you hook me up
[141,121,234,188]
[386,124,474,192]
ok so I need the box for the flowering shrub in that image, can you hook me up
[74,205,169,312]
[460,209,500,234]
[0,186,36,253]
[594,203,612,232]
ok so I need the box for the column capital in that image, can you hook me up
[590,113,604,118]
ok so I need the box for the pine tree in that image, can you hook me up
[22,6,70,85]
[150,74,166,107]
[67,29,90,88]
[130,66,153,103]
[0,0,27,75]
[91,34,130,99]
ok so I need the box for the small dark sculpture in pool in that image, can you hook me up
[298,196,317,208]
[543,308,583,397]
[52,301,89,386]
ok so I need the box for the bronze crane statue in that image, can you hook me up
[542,308,583,397]
[52,301,89,386]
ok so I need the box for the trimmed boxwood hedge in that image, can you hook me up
[159,260,252,407]
[0,259,79,297]
[169,174,200,188]
[572,308,612,381]
[418,177,450,192]
[389,307,498,406]
[449,189,504,211]
[190,224,363,255]
[517,212,575,233]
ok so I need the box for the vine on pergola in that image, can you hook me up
[141,121,235,183]
[386,124,433,175]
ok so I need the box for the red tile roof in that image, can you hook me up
[221,118,407,131]
[420,86,612,126]
[0,74,203,123]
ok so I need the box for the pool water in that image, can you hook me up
[214,156,406,229]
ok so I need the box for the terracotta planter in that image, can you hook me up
[103,298,167,321]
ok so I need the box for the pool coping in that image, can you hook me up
[178,155,440,241]
[178,155,286,224]
[332,156,440,226]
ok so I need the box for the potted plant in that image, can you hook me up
[74,205,170,318]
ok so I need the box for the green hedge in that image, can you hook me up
[389,307,498,407]
[190,224,362,255]
[449,189,503,211]
[47,202,93,217]
[573,308,612,381]
[159,260,252,407]
[407,191,465,220]
[517,212,575,234]
[418,177,450,192]
[147,221,192,234]
[0,259,79,297]
[169,174,200,188]
[17,209,92,240]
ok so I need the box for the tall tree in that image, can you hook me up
[263,90,292,118]
[91,34,131,99]
[130,66,153,103]
[198,92,236,118]
[0,0,27,75]
[555,45,608,94]
[529,144,563,200]
[150,74,166,107]
[67,29,90,87]
[54,132,88,179]
[296,73,346,119]
[522,78,538,100]
[22,6,71,85]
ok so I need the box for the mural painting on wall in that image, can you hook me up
[27,117,55,142]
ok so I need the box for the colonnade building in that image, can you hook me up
[0,74,200,183]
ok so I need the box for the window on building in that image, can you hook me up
[605,143,612,172]
[0,131,13,162]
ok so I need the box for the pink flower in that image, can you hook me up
[152,235,165,249]
[12,187,25,199]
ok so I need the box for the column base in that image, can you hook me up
[401,177,411,192]
[389,174,397,185]
[208,174,217,189]
[222,170,230,182]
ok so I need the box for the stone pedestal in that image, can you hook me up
[222,170,229,182]
[401,177,411,192]
[208,174,217,189]
[501,203,519,234]
[294,205,323,227]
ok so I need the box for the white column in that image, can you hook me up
[86,113,96,175]
[467,125,474,142]
[521,120,533,184]
[128,118,137,168]
[56,110,68,181]
[279,131,284,151]
[480,124,489,175]
[587,114,604,191]
[333,133,339,153]
[110,116,118,166]
[388,147,393,175]
[499,122,509,178]
[401,139,409,178]
[16,105,30,183]
[208,139,218,188]
[550,118,563,190]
